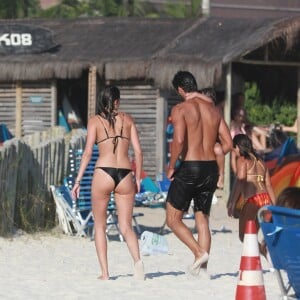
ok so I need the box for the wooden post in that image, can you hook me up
[202,0,210,16]
[15,81,22,138]
[88,66,97,119]
[224,63,232,201]
[156,96,166,175]
[297,67,300,148]
[51,80,57,126]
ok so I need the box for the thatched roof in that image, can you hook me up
[0,16,299,88]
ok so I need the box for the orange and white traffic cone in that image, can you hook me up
[235,220,266,300]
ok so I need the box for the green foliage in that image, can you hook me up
[164,1,187,18]
[163,0,202,18]
[16,192,56,233]
[245,100,274,125]
[0,0,156,18]
[0,0,40,18]
[275,104,297,126]
[39,3,80,18]
[244,81,297,127]
[48,0,150,18]
[244,82,261,103]
[80,0,118,16]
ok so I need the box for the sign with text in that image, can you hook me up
[0,24,58,54]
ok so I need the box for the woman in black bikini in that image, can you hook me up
[71,86,144,280]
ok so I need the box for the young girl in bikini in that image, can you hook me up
[227,134,275,242]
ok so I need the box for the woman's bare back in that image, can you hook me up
[243,155,268,199]
[94,113,133,169]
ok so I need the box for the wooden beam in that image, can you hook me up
[224,63,232,201]
[237,59,300,67]
[88,66,97,119]
[15,82,22,138]
[50,80,57,127]
[297,67,300,148]
[156,95,167,175]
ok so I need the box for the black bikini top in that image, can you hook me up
[96,113,129,153]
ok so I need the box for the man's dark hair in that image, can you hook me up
[199,87,216,104]
[172,71,198,93]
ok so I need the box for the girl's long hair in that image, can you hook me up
[233,134,260,160]
[96,86,120,129]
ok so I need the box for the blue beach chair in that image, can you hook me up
[50,185,92,237]
[66,146,143,241]
[258,205,300,299]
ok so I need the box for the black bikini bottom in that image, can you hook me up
[95,167,131,187]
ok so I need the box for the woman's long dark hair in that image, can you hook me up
[96,86,120,129]
[233,134,260,160]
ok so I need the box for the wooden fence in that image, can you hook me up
[0,127,87,236]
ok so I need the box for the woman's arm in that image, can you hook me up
[227,158,246,216]
[130,118,143,193]
[265,169,276,204]
[71,117,96,199]
[227,178,243,217]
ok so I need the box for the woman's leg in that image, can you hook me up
[91,170,114,280]
[115,173,144,279]
[239,202,259,242]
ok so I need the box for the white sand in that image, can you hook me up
[0,194,281,300]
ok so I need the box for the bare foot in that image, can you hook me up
[217,175,224,189]
[97,274,109,280]
[187,252,209,276]
[134,260,145,280]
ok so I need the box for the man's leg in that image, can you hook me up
[195,211,211,270]
[166,202,208,261]
[195,211,211,254]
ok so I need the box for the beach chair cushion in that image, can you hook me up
[141,177,160,193]
[258,205,300,299]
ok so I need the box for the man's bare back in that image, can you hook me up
[169,95,232,170]
[171,97,222,161]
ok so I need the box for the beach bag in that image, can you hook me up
[140,231,168,256]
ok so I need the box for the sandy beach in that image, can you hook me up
[0,193,281,300]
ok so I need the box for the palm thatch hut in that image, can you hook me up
[0,16,299,188]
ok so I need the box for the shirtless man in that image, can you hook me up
[166,71,233,276]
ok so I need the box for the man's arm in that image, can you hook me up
[167,106,186,179]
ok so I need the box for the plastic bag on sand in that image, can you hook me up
[140,231,169,256]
